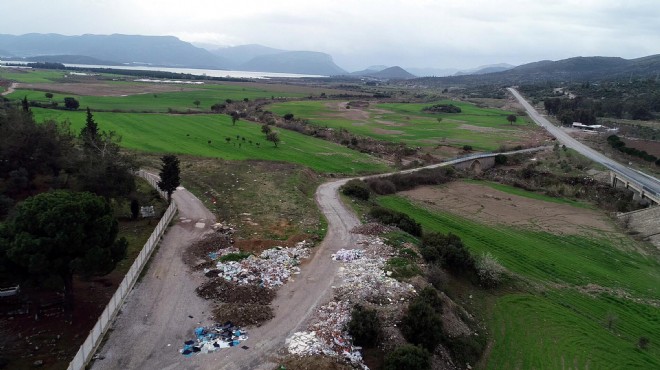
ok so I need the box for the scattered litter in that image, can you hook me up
[332,249,363,262]
[180,322,248,357]
[350,223,395,235]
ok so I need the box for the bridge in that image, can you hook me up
[610,171,660,205]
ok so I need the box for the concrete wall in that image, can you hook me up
[453,156,495,173]
[618,206,660,246]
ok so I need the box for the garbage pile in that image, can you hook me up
[350,222,395,235]
[180,322,248,357]
[331,249,363,262]
[206,242,311,288]
[287,301,364,367]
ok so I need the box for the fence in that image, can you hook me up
[66,171,177,370]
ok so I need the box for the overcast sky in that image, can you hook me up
[2,0,659,70]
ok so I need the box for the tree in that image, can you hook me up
[261,124,272,134]
[0,190,126,313]
[21,96,29,112]
[266,131,280,147]
[348,305,381,347]
[283,113,294,121]
[193,100,201,108]
[130,199,140,220]
[230,111,239,126]
[384,344,431,370]
[507,114,517,125]
[157,155,180,203]
[45,92,53,100]
[401,300,444,352]
[64,97,80,110]
[80,107,99,145]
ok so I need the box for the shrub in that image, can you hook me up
[283,113,294,120]
[369,207,422,236]
[422,104,462,113]
[366,167,455,194]
[367,178,397,195]
[401,301,443,351]
[463,145,473,151]
[421,232,475,273]
[340,179,370,201]
[347,305,381,347]
[443,334,487,368]
[219,252,251,263]
[494,154,508,165]
[475,252,506,288]
[384,344,431,370]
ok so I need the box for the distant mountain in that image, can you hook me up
[454,63,515,76]
[211,44,285,68]
[0,33,229,69]
[406,67,459,77]
[414,55,660,86]
[239,51,346,76]
[367,66,416,79]
[22,54,121,65]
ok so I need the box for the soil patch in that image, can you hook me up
[622,138,660,158]
[196,278,275,305]
[372,127,404,135]
[401,181,616,236]
[322,101,370,121]
[212,303,274,327]
[183,231,234,270]
[458,123,511,133]
[235,233,311,254]
[16,82,196,96]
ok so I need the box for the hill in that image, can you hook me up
[415,55,660,86]
[0,33,229,69]
[211,44,285,68]
[239,51,346,76]
[351,66,416,79]
[22,54,121,65]
[454,63,515,76]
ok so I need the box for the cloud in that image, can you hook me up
[1,0,658,70]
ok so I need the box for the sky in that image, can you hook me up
[1,0,659,71]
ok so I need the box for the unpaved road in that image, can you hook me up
[1,82,16,96]
[92,177,360,370]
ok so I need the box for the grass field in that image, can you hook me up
[268,100,539,151]
[8,83,305,113]
[0,68,69,83]
[375,194,660,368]
[31,108,389,174]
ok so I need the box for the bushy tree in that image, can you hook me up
[158,155,180,203]
[0,190,126,312]
[401,300,443,352]
[475,252,506,287]
[266,131,280,147]
[63,97,80,110]
[421,232,475,273]
[507,114,517,125]
[341,179,370,200]
[348,305,381,347]
[384,344,431,370]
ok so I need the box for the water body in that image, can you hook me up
[0,60,325,79]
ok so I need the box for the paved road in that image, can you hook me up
[509,88,660,197]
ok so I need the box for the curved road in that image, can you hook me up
[1,82,17,96]
[92,176,361,370]
[509,88,660,197]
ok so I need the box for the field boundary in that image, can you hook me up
[66,171,177,370]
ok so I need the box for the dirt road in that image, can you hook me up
[91,177,360,370]
[1,82,16,96]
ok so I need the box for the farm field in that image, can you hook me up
[7,82,307,112]
[31,108,389,174]
[268,100,547,151]
[375,184,660,368]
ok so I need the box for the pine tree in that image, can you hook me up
[157,155,181,203]
[80,107,99,144]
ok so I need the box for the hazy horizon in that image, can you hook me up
[1,0,659,71]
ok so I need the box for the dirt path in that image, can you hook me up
[91,176,360,370]
[1,82,16,96]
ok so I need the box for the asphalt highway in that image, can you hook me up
[508,87,660,198]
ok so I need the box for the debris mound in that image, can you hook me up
[195,278,275,305]
[184,231,234,270]
[350,223,395,235]
[213,304,274,327]
[180,322,247,357]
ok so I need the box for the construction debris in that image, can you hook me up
[196,278,275,305]
[208,242,311,288]
[212,304,274,327]
[180,322,247,357]
[350,223,395,235]
[331,249,363,262]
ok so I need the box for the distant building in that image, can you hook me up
[572,122,618,133]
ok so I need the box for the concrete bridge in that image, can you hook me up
[610,171,660,205]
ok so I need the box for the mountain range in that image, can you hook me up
[415,55,660,85]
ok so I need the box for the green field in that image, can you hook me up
[268,100,537,151]
[8,83,305,113]
[0,68,69,83]
[31,108,389,174]
[376,194,660,368]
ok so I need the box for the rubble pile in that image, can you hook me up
[180,322,247,357]
[286,331,324,355]
[212,303,274,327]
[184,231,235,270]
[195,278,275,304]
[208,242,310,288]
[331,249,364,262]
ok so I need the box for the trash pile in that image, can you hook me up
[331,249,363,262]
[180,322,248,357]
[350,222,395,235]
[287,301,364,366]
[285,236,415,369]
[205,242,311,288]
